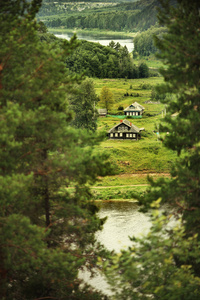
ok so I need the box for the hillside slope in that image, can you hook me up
[38,0,177,32]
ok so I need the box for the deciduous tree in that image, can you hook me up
[99,86,114,113]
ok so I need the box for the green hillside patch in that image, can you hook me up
[133,55,165,70]
[94,77,176,198]
[94,77,164,109]
[77,76,174,202]
[92,185,147,201]
[98,139,176,174]
[96,173,170,187]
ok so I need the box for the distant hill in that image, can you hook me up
[38,0,176,32]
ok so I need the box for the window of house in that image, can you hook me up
[126,133,129,138]
[115,133,118,137]
[110,133,113,137]
[120,133,123,137]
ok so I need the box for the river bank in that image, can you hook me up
[48,28,135,52]
[48,27,137,39]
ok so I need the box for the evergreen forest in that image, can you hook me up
[38,0,170,32]
[1,0,200,299]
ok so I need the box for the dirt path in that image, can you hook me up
[114,173,170,178]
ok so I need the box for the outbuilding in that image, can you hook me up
[97,108,107,116]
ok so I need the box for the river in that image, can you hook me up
[96,200,151,252]
[79,200,152,296]
[52,31,134,53]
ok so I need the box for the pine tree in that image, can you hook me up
[103,0,200,298]
[69,78,98,131]
[140,0,200,236]
[0,1,112,299]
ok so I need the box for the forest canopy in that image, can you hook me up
[65,39,150,79]
[38,0,174,32]
[133,25,168,56]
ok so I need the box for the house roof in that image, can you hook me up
[108,119,141,133]
[124,102,145,112]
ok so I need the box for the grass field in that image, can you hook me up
[94,77,164,110]
[91,77,176,200]
[98,139,176,174]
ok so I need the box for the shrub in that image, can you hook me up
[140,83,151,89]
[118,105,124,111]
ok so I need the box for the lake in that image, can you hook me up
[96,200,151,252]
[53,31,134,53]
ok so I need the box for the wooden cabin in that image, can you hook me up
[124,102,145,116]
[108,119,143,140]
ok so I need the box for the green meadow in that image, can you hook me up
[92,77,177,200]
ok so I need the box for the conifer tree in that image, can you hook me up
[140,0,200,236]
[103,0,200,298]
[0,1,112,299]
[69,78,98,131]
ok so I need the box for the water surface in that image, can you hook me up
[96,200,151,252]
[53,31,134,52]
[79,201,151,296]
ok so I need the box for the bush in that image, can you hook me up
[149,70,160,77]
[140,83,151,89]
[117,111,124,115]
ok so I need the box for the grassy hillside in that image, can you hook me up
[91,77,177,200]
[94,77,164,113]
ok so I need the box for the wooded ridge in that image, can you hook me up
[38,0,177,32]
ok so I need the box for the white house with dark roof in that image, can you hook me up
[108,119,143,140]
[124,102,145,116]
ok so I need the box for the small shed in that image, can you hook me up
[108,119,143,140]
[98,108,107,116]
[124,102,145,116]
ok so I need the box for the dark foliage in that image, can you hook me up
[65,40,149,79]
